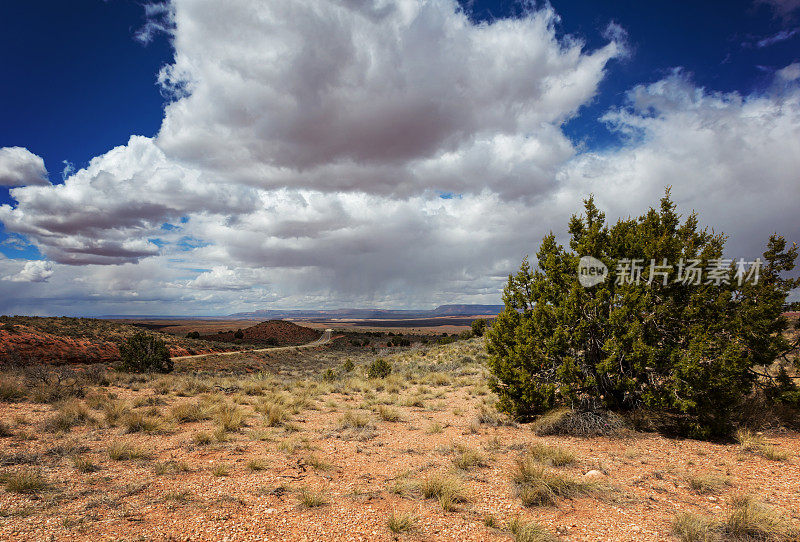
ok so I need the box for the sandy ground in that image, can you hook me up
[0,339,798,541]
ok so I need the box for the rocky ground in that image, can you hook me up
[0,339,798,541]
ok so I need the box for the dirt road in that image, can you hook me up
[171,328,333,360]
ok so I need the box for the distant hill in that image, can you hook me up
[200,320,321,346]
[227,304,504,320]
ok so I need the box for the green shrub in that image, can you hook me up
[486,192,799,438]
[470,318,487,337]
[366,358,392,379]
[119,332,173,373]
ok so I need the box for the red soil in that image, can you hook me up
[0,325,229,366]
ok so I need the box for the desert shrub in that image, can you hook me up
[366,358,392,379]
[186,331,200,339]
[471,318,487,337]
[119,332,173,373]
[234,329,244,339]
[342,359,355,372]
[486,192,800,439]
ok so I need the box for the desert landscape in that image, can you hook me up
[2,1,800,541]
[1,316,798,541]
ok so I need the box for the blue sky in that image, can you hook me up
[0,0,798,315]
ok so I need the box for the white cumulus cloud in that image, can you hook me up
[4,260,54,283]
[0,147,49,187]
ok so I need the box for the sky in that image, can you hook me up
[0,0,799,316]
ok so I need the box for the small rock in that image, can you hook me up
[584,469,605,478]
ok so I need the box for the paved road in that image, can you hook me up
[171,328,333,361]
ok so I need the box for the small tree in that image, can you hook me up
[234,329,244,339]
[366,358,392,379]
[486,191,799,438]
[471,318,487,337]
[119,332,173,373]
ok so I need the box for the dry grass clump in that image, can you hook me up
[0,376,26,402]
[246,459,269,471]
[474,403,515,427]
[532,408,624,437]
[672,495,799,542]
[426,421,443,434]
[72,455,99,473]
[525,443,577,467]
[44,400,92,432]
[337,410,376,440]
[376,405,402,422]
[103,400,130,427]
[193,431,214,445]
[419,474,467,511]
[513,454,599,507]
[736,429,790,461]
[123,410,165,433]
[297,486,329,508]
[214,402,246,433]
[170,401,209,423]
[259,402,288,427]
[304,454,333,471]
[387,511,416,534]
[508,517,560,542]
[451,444,488,470]
[154,460,189,475]
[686,473,732,494]
[1,469,50,494]
[211,463,231,477]
[108,441,152,461]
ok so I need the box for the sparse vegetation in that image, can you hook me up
[736,429,790,461]
[513,453,599,507]
[672,495,799,541]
